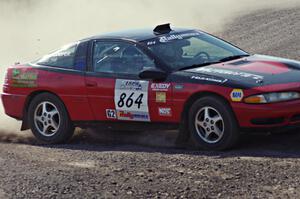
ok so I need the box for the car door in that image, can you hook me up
[85,39,174,122]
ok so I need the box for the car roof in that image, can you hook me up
[81,27,196,42]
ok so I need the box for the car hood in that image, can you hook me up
[179,54,300,89]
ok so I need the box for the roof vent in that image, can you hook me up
[153,23,172,34]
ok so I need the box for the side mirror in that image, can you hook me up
[139,68,167,80]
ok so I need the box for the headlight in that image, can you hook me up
[244,92,300,104]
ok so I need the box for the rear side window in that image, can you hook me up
[36,43,78,68]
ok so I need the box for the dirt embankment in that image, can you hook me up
[219,8,300,60]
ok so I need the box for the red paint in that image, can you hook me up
[3,64,300,131]
[216,59,290,74]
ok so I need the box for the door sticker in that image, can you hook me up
[114,79,150,121]
[230,89,244,102]
[117,111,149,121]
[156,92,166,103]
[158,107,172,117]
[106,109,117,119]
[151,83,170,91]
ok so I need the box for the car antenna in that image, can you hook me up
[153,23,172,35]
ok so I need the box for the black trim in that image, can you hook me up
[74,40,89,71]
[85,71,138,80]
[290,114,300,122]
[27,64,85,76]
[87,39,93,72]
[251,117,285,125]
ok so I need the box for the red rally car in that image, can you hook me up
[2,24,300,150]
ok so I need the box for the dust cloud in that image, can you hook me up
[0,0,299,136]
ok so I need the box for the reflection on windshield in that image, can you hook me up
[143,31,248,70]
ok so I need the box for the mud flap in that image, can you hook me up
[175,120,190,148]
[20,119,29,131]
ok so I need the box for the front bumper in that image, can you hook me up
[232,99,300,128]
[1,93,26,120]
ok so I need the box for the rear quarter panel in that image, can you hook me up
[2,64,94,121]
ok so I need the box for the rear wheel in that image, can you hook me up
[28,93,74,144]
[188,96,239,150]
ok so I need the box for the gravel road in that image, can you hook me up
[1,7,300,199]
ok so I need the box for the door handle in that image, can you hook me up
[86,80,97,87]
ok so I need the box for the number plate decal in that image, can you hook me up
[106,109,117,119]
[114,79,150,122]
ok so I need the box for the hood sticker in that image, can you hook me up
[196,67,264,80]
[191,76,228,83]
[230,89,244,102]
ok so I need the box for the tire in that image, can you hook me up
[188,96,239,150]
[28,93,75,144]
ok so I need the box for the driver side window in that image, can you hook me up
[93,41,155,75]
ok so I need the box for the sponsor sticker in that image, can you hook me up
[159,108,172,117]
[106,109,116,119]
[159,32,201,43]
[119,80,143,91]
[156,92,166,103]
[117,110,149,121]
[147,41,156,46]
[191,76,228,83]
[196,67,264,80]
[117,111,131,120]
[230,89,244,102]
[174,84,184,90]
[11,69,38,88]
[151,83,170,91]
[12,68,20,77]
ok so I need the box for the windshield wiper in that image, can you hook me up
[177,61,221,71]
[218,54,250,62]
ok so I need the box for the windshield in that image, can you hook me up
[142,31,248,71]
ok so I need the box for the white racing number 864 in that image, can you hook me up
[114,79,150,121]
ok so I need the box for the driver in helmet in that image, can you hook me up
[155,39,190,66]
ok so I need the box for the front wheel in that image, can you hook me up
[188,96,239,150]
[28,93,74,144]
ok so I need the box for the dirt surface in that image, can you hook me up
[1,7,300,199]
